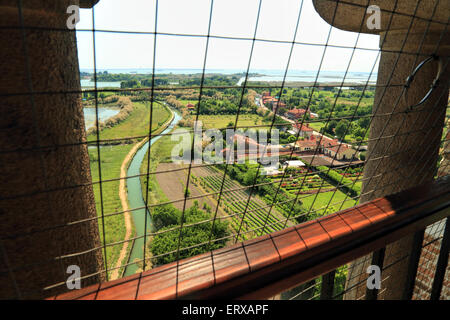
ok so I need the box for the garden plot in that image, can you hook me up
[193,166,291,241]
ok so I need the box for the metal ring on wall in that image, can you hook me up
[403,55,444,111]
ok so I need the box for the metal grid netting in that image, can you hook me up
[1,0,449,299]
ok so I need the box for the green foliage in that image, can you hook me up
[359,152,366,161]
[224,163,307,223]
[333,265,348,299]
[316,166,361,197]
[324,120,338,135]
[121,79,140,89]
[150,203,229,266]
[335,120,349,140]
[151,205,180,231]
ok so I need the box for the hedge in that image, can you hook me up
[316,166,361,197]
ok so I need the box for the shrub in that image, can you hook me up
[86,96,134,135]
[316,166,361,196]
[150,204,229,266]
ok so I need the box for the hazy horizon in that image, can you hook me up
[75,0,380,73]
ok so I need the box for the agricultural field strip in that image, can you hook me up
[198,166,285,234]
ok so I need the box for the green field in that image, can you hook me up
[88,101,171,142]
[308,121,326,132]
[89,144,134,277]
[198,166,288,240]
[87,98,173,277]
[179,99,199,106]
[299,189,358,218]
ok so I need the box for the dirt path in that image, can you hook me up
[110,137,148,280]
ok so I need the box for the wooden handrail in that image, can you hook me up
[50,176,450,300]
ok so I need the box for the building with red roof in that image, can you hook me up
[292,134,357,161]
[292,123,314,138]
[286,108,307,120]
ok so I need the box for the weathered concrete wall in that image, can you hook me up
[345,31,449,301]
[313,0,450,299]
[0,0,104,299]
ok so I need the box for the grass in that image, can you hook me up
[308,121,326,132]
[88,101,171,142]
[179,99,199,106]
[150,131,188,164]
[299,189,358,217]
[86,98,173,277]
[89,144,134,277]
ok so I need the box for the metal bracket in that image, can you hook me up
[403,55,444,111]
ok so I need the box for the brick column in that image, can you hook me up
[0,0,103,299]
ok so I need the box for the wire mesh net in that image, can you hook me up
[0,0,449,299]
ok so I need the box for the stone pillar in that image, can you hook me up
[0,0,103,299]
[313,0,450,299]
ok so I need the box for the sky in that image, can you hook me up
[76,0,380,73]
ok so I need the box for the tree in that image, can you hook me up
[359,152,366,161]
[335,120,349,140]
[325,120,338,134]
[151,205,180,230]
[352,127,366,141]
[358,116,370,129]
[150,204,229,266]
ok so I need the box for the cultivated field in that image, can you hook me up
[193,165,294,241]
[154,163,223,214]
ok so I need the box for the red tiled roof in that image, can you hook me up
[294,133,353,155]
[295,140,318,149]
[233,134,260,147]
[293,123,313,131]
[263,97,278,103]
[324,143,353,154]
[287,108,307,116]
[319,135,339,147]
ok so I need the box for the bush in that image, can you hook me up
[151,205,180,231]
[86,96,134,135]
[359,152,366,161]
[316,166,360,196]
[150,203,229,266]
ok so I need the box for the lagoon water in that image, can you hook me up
[236,70,377,86]
[80,79,121,88]
[80,68,377,87]
[83,107,120,129]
